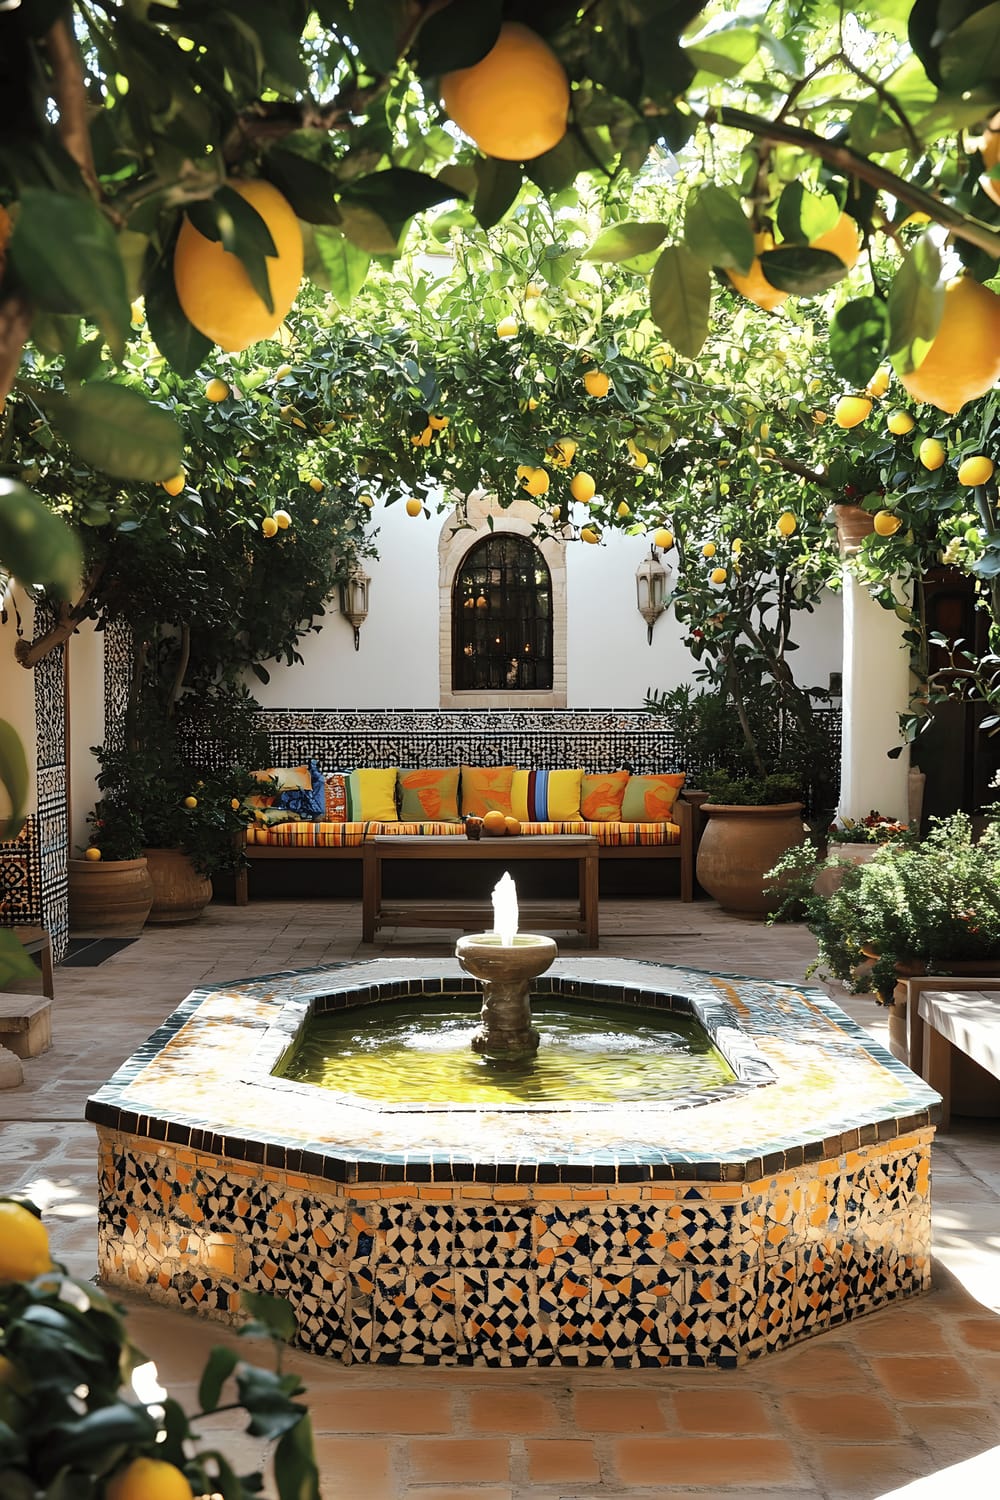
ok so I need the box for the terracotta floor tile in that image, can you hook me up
[611,1436,801,1487]
[573,1388,667,1432]
[784,1390,901,1440]
[958,1317,1000,1351]
[524,1438,601,1483]
[311,1436,395,1499]
[808,1440,929,1490]
[402,1491,513,1500]
[848,1310,951,1353]
[672,1388,775,1433]
[762,1342,871,1390]
[896,1403,1000,1464]
[309,1387,453,1432]
[868,1354,981,1402]
[466,1388,559,1433]
[408,1439,510,1484]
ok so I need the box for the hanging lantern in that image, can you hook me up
[339,564,370,650]
[635,545,669,644]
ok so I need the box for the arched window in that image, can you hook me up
[452,534,553,692]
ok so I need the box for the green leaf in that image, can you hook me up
[47,1403,156,1461]
[0,478,82,599]
[939,3,1000,91]
[342,167,462,221]
[198,1345,239,1413]
[0,720,28,841]
[683,187,754,272]
[236,1365,305,1441]
[584,221,669,264]
[829,297,890,386]
[685,27,759,80]
[412,0,502,77]
[239,1290,298,1343]
[263,150,341,226]
[9,189,130,359]
[649,245,711,359]
[887,236,944,374]
[335,203,399,255]
[274,1411,320,1500]
[302,225,370,308]
[757,246,847,295]
[343,0,409,74]
[44,384,183,481]
[473,158,522,231]
[144,246,212,377]
[776,183,841,244]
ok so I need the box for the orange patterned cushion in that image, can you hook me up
[398,768,461,822]
[460,765,514,818]
[620,772,685,822]
[580,771,630,821]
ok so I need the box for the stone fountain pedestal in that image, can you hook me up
[456,932,558,1061]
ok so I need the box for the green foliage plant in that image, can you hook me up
[701,770,803,807]
[766,808,1000,1003]
[0,1198,320,1499]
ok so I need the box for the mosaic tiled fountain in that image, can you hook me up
[87,922,940,1367]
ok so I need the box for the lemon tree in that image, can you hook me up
[0,1198,320,1498]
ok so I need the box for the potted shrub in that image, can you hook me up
[68,798,154,937]
[696,770,807,916]
[813,809,910,895]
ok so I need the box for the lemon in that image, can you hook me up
[230,798,241,810]
[725,232,789,313]
[84,846,102,861]
[0,1202,50,1281]
[522,467,550,496]
[652,527,674,550]
[812,410,828,425]
[358,493,374,508]
[632,449,649,469]
[105,1456,194,1500]
[810,212,861,269]
[160,472,185,496]
[958,455,995,486]
[550,505,561,521]
[440,22,569,162]
[261,516,278,537]
[405,498,423,516]
[873,510,902,536]
[274,509,291,529]
[583,370,610,398]
[183,795,198,809]
[899,278,1000,414]
[918,439,946,471]
[702,541,717,559]
[547,437,577,466]
[616,501,631,518]
[496,316,519,338]
[274,363,293,380]
[887,409,915,435]
[776,511,797,536]
[173,180,303,353]
[482,809,507,836]
[580,525,599,544]
[710,566,728,584]
[205,377,230,403]
[866,367,891,398]
[570,472,596,503]
[525,282,542,299]
[308,477,324,492]
[834,395,872,428]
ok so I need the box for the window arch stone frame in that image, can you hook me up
[438,494,567,708]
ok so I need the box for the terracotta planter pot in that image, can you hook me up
[812,843,881,897]
[831,503,875,555]
[696,802,806,916]
[143,847,212,924]
[68,857,154,937]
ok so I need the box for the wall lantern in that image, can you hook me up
[339,564,370,651]
[635,545,669,644]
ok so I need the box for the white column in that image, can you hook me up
[839,570,912,822]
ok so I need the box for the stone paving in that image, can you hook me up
[4,896,1000,1498]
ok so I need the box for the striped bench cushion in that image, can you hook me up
[246,820,680,848]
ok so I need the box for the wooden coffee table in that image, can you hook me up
[362,835,599,945]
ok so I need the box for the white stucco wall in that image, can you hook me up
[250,497,844,711]
[66,619,107,853]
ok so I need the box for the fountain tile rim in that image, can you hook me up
[84,957,941,1186]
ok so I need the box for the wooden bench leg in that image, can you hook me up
[362,845,377,943]
[234,865,249,907]
[582,849,599,947]
[923,1024,953,1129]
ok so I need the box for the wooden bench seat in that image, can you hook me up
[904,976,1000,1127]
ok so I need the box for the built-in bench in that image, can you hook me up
[904,976,1000,1127]
[183,709,703,907]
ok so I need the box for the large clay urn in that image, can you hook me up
[696,802,806,916]
[830,502,875,556]
[143,847,212,924]
[68,857,154,936]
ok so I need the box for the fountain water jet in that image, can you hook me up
[455,873,557,1061]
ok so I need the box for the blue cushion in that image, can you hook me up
[274,758,325,819]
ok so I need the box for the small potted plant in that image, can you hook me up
[696,769,807,916]
[813,809,910,895]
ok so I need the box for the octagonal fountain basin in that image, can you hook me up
[86,958,940,1368]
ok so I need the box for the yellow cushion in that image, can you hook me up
[460,766,514,818]
[580,771,630,821]
[620,772,685,822]
[511,769,583,822]
[398,768,461,822]
[347,768,398,821]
